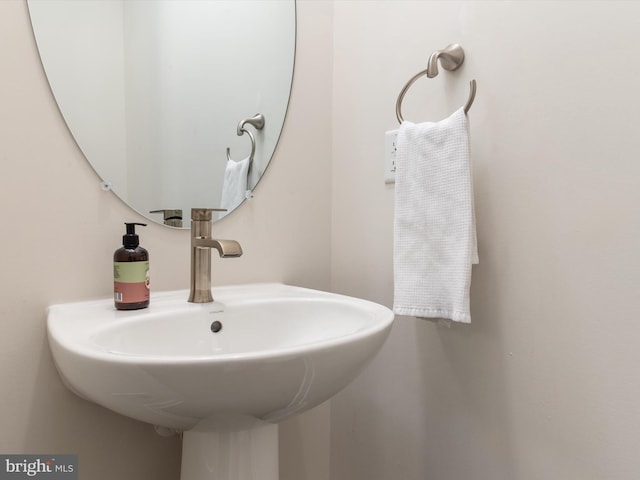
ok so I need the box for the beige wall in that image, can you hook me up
[0,1,331,479]
[4,1,640,479]
[331,2,640,480]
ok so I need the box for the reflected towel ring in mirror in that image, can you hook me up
[395,43,477,123]
[226,113,266,166]
[27,1,295,228]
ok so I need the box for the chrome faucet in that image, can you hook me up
[188,208,242,303]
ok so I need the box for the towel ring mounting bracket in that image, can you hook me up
[396,43,476,123]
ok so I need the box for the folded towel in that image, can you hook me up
[219,157,250,219]
[393,107,478,323]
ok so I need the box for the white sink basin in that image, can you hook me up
[48,283,394,480]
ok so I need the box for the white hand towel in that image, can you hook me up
[393,107,478,323]
[219,157,250,219]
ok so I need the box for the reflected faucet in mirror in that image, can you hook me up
[188,208,243,303]
[149,209,183,228]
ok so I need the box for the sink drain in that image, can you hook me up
[210,321,223,333]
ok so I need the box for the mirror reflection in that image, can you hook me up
[27,0,296,226]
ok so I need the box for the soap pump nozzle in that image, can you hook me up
[123,222,146,249]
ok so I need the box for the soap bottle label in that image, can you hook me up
[114,261,150,304]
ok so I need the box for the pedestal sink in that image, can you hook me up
[47,283,394,480]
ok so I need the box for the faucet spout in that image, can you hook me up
[193,238,243,257]
[188,209,242,303]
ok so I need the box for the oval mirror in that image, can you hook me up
[27,0,296,227]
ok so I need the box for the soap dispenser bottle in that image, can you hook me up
[114,222,149,310]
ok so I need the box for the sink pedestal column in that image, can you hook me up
[180,421,278,480]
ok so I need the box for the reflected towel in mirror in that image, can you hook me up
[219,157,250,219]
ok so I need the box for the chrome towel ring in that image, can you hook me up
[226,113,265,165]
[396,44,477,123]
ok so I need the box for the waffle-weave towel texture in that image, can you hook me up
[393,107,478,323]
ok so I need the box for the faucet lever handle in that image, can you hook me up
[191,208,227,221]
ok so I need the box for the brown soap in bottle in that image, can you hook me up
[113,223,150,310]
